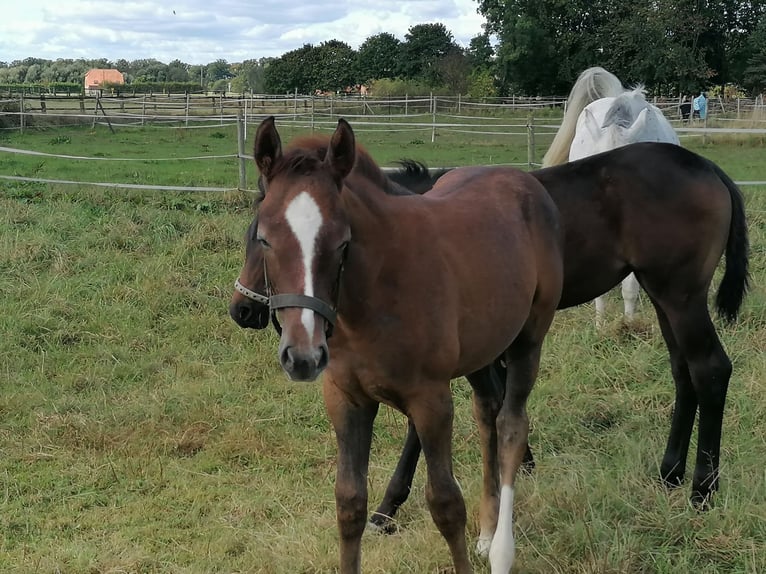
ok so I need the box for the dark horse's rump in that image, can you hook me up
[533,142,749,317]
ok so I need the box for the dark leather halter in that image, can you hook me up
[262,243,347,338]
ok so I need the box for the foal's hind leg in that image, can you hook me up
[621,273,640,320]
[645,291,732,504]
[370,361,534,536]
[466,364,505,557]
[489,333,549,573]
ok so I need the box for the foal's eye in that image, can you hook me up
[256,236,271,249]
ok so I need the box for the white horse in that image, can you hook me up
[543,67,680,324]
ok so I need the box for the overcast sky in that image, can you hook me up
[1,0,486,65]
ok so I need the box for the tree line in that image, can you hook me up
[2,1,766,97]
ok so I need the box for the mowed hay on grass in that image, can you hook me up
[0,125,764,573]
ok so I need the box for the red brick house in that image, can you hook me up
[84,69,125,94]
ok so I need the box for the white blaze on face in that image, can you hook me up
[284,191,324,338]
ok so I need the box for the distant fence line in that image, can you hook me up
[2,91,766,133]
[2,113,766,195]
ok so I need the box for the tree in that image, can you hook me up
[206,59,232,82]
[467,33,494,71]
[167,59,190,82]
[356,33,402,82]
[263,44,319,94]
[400,23,460,86]
[479,0,766,95]
[437,51,471,93]
[314,40,357,91]
[743,14,766,93]
[232,58,272,93]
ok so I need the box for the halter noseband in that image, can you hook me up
[263,243,347,338]
[233,278,270,305]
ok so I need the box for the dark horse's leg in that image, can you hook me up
[369,361,534,533]
[368,419,421,533]
[644,289,732,505]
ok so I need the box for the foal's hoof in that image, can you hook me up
[475,535,492,558]
[368,513,398,535]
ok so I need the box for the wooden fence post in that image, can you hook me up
[431,93,436,143]
[527,114,536,168]
[237,109,247,191]
[20,92,25,134]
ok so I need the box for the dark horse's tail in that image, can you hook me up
[711,162,750,322]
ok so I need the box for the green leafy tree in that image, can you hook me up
[167,59,190,82]
[231,58,271,93]
[467,33,494,70]
[400,23,460,86]
[743,14,766,93]
[131,59,169,82]
[206,59,232,82]
[467,68,497,98]
[437,51,471,93]
[263,44,319,94]
[356,33,402,82]
[314,40,357,91]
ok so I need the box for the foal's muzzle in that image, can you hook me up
[230,278,271,329]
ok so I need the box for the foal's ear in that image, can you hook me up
[254,116,282,179]
[325,118,356,183]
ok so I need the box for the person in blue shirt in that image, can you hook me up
[693,91,707,120]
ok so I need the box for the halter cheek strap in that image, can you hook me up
[234,278,270,305]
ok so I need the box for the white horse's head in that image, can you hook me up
[569,88,679,161]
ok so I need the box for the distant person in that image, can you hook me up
[693,91,707,120]
[679,95,691,121]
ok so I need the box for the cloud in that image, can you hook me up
[0,0,485,64]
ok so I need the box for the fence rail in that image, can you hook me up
[2,98,766,193]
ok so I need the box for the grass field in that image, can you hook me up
[0,122,765,573]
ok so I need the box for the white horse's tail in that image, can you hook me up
[542,67,625,167]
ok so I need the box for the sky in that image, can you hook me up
[0,0,487,65]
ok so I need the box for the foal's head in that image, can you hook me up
[251,116,355,381]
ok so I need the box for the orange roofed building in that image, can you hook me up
[84,69,125,94]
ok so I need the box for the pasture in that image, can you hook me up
[1,123,764,573]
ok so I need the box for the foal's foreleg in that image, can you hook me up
[409,388,473,574]
[323,378,379,574]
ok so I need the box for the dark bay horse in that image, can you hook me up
[367,142,750,529]
[231,140,749,522]
[244,116,564,573]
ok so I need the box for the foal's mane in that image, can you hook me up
[256,134,414,203]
